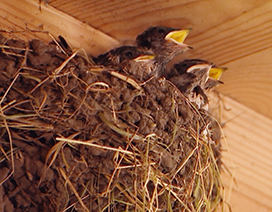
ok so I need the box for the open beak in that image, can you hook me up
[165,28,191,44]
[134,54,155,62]
[209,67,227,80]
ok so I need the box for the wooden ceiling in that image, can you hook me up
[47,0,272,120]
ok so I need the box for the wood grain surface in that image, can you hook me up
[219,94,272,212]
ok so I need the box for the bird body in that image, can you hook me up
[165,58,225,145]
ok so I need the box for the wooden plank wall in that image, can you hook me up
[215,94,272,212]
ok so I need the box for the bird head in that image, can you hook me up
[94,46,156,80]
[136,26,191,63]
[94,46,154,68]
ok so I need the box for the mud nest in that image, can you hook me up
[0,32,223,212]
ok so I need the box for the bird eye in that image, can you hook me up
[158,28,166,35]
[125,51,133,58]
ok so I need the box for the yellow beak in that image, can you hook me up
[134,54,155,62]
[165,28,191,44]
[209,67,227,80]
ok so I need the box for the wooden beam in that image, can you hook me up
[0,0,119,56]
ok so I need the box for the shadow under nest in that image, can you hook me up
[0,33,223,212]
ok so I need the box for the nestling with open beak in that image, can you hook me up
[136,26,191,77]
[93,46,156,81]
[166,59,226,110]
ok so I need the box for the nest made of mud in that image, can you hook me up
[0,32,223,212]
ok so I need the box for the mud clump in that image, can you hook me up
[0,34,223,211]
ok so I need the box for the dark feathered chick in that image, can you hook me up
[167,60,211,93]
[166,59,225,145]
[166,59,226,110]
[93,46,156,81]
[166,59,226,90]
[136,26,191,76]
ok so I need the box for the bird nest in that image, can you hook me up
[0,31,223,211]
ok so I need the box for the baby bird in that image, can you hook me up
[166,59,226,110]
[136,26,191,76]
[93,46,156,81]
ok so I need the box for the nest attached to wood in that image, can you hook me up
[0,31,223,212]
